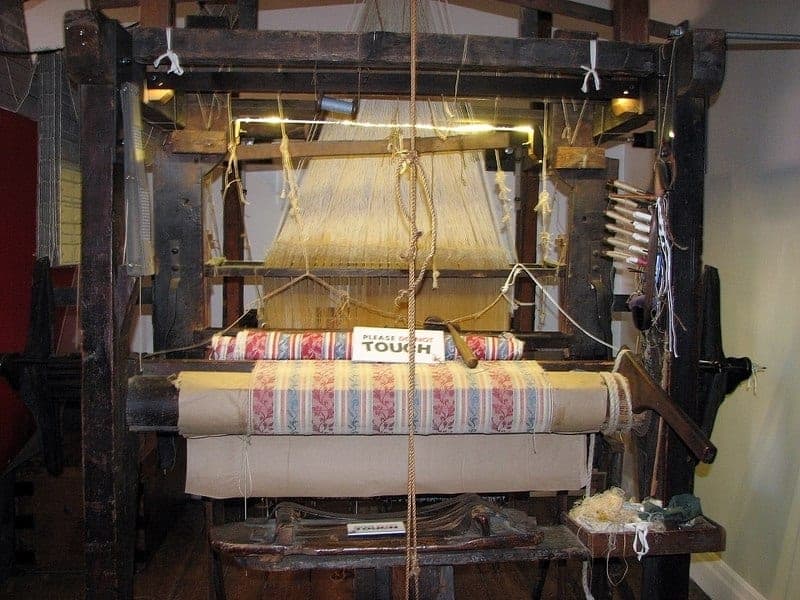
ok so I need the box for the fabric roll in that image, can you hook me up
[176,360,616,437]
[185,433,590,498]
[209,330,525,361]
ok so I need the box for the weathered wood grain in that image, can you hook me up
[134,28,658,75]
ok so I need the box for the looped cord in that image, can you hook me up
[153,28,184,76]
[580,39,601,93]
[630,521,651,560]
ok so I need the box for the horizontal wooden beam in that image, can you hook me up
[232,132,513,161]
[554,145,606,169]
[134,28,658,76]
[166,129,226,154]
[168,131,513,157]
[204,262,561,280]
[147,71,640,100]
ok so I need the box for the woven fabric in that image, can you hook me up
[248,360,551,435]
[210,330,524,362]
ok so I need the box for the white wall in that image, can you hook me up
[648,1,800,598]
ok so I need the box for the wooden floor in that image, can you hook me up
[1,498,711,600]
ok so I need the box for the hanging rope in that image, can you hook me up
[405,1,421,597]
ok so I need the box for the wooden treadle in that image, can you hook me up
[211,494,591,571]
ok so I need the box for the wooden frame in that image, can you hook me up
[64,6,725,599]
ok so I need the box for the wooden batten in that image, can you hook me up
[242,132,512,161]
[167,131,514,159]
[166,129,227,154]
[554,146,606,169]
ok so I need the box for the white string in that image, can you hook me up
[153,28,184,76]
[655,195,679,356]
[569,99,589,147]
[239,363,256,521]
[501,263,617,352]
[585,433,596,498]
[747,361,767,395]
[582,561,596,600]
[581,39,601,93]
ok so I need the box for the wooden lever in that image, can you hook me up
[614,349,717,464]
[423,316,479,369]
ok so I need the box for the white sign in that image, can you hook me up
[352,327,445,364]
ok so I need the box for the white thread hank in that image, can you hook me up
[153,28,184,76]
[598,371,633,436]
[629,521,651,561]
[599,372,620,436]
[581,39,601,93]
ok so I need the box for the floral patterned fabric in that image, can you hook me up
[248,359,552,435]
[210,330,524,362]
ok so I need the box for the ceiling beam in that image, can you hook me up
[80,0,674,39]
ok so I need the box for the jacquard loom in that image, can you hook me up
[64,2,744,598]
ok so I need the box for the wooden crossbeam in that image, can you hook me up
[134,29,658,75]
[167,131,513,158]
[240,132,513,161]
[147,70,640,99]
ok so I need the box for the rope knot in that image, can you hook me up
[534,190,552,217]
[153,28,184,76]
[580,39,601,93]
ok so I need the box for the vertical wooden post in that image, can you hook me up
[152,151,210,354]
[139,0,175,28]
[640,94,707,600]
[237,0,258,30]
[65,10,138,600]
[512,7,551,336]
[553,106,615,360]
[222,177,245,326]
[519,7,552,38]
[636,29,727,597]
[558,166,615,359]
[612,0,649,43]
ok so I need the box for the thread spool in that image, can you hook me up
[318,95,359,119]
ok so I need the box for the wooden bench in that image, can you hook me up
[207,494,726,599]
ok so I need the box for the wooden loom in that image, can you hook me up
[64,3,730,599]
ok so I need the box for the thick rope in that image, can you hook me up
[405,1,421,597]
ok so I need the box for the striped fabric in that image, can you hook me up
[211,330,524,362]
[248,360,552,435]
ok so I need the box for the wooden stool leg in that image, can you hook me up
[205,500,226,600]
[389,566,454,600]
[420,566,454,600]
[531,560,549,600]
[355,568,391,600]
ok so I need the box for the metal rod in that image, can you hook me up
[726,31,800,43]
